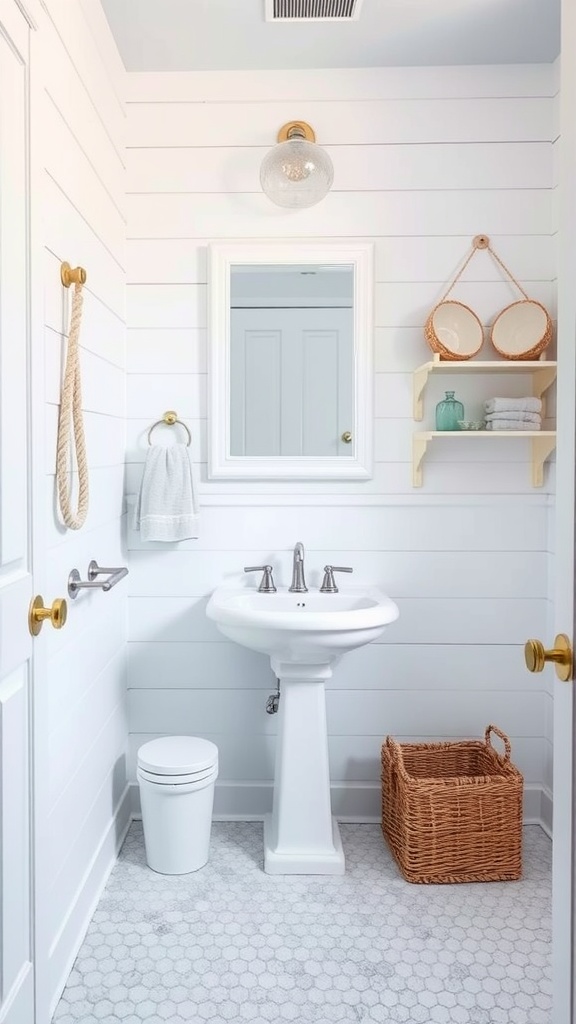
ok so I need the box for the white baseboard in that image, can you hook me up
[130,779,551,828]
[48,785,132,1022]
[539,785,553,838]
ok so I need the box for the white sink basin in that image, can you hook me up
[206,585,399,664]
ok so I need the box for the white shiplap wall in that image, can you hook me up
[124,65,555,822]
[34,1,127,1014]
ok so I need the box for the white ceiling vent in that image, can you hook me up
[265,0,364,21]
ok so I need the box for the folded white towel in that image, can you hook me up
[133,444,199,541]
[484,420,540,431]
[484,397,542,414]
[485,411,541,425]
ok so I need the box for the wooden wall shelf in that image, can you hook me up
[413,356,557,421]
[413,431,557,488]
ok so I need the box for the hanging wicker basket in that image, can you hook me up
[424,235,552,362]
[490,299,552,361]
[425,300,484,361]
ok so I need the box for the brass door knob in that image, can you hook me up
[525,633,573,682]
[341,431,352,444]
[28,596,68,637]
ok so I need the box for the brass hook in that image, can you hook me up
[472,235,490,250]
[61,261,87,288]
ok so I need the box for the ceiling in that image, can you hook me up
[101,0,560,72]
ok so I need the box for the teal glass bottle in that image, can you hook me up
[435,390,464,431]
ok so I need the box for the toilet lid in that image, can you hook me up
[137,736,218,776]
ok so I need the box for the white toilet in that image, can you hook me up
[137,735,219,874]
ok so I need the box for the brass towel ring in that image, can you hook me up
[148,410,192,447]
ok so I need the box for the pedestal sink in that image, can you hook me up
[206,583,399,874]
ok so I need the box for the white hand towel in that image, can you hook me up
[133,444,199,541]
[484,420,540,431]
[485,411,541,425]
[484,397,542,414]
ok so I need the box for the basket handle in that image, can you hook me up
[485,724,511,762]
[384,736,412,782]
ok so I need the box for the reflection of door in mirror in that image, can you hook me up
[229,265,354,458]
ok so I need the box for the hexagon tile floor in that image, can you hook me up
[53,822,552,1024]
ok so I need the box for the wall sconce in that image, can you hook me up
[260,121,334,209]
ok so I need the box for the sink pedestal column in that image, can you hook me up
[264,660,345,875]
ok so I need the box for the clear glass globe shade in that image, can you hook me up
[260,138,334,209]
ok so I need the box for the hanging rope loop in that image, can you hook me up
[56,281,89,529]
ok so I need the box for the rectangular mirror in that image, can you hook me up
[208,241,374,480]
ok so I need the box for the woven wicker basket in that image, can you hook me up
[490,299,553,360]
[381,724,523,884]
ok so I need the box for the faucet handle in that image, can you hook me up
[244,565,277,593]
[319,565,353,594]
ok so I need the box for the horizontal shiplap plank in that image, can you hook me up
[127,640,540,693]
[127,372,206,419]
[126,732,545,785]
[374,280,555,328]
[124,457,553,499]
[128,686,545,738]
[124,279,555,333]
[126,142,552,194]
[44,466,125,555]
[127,98,552,148]
[41,0,124,149]
[48,712,127,933]
[44,329,125,414]
[126,189,552,240]
[43,94,125,262]
[47,595,125,733]
[127,595,546,646]
[43,177,125,321]
[127,641,275,691]
[126,65,555,104]
[125,549,545,598]
[44,406,125,474]
[127,329,206,373]
[48,651,126,807]
[126,235,556,286]
[123,503,546,553]
[126,284,206,329]
[42,13,125,206]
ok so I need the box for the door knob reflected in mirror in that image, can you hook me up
[28,596,68,637]
[525,633,573,682]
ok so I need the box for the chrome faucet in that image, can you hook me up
[289,541,308,593]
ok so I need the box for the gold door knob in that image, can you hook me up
[28,596,68,637]
[525,633,573,682]
[341,431,352,444]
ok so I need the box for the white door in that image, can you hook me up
[544,2,576,1019]
[0,3,35,1021]
[230,307,354,457]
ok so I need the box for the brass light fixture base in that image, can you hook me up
[277,121,316,143]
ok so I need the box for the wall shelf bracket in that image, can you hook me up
[413,363,434,421]
[412,433,431,487]
[531,435,556,487]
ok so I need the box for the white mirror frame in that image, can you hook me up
[208,240,374,480]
